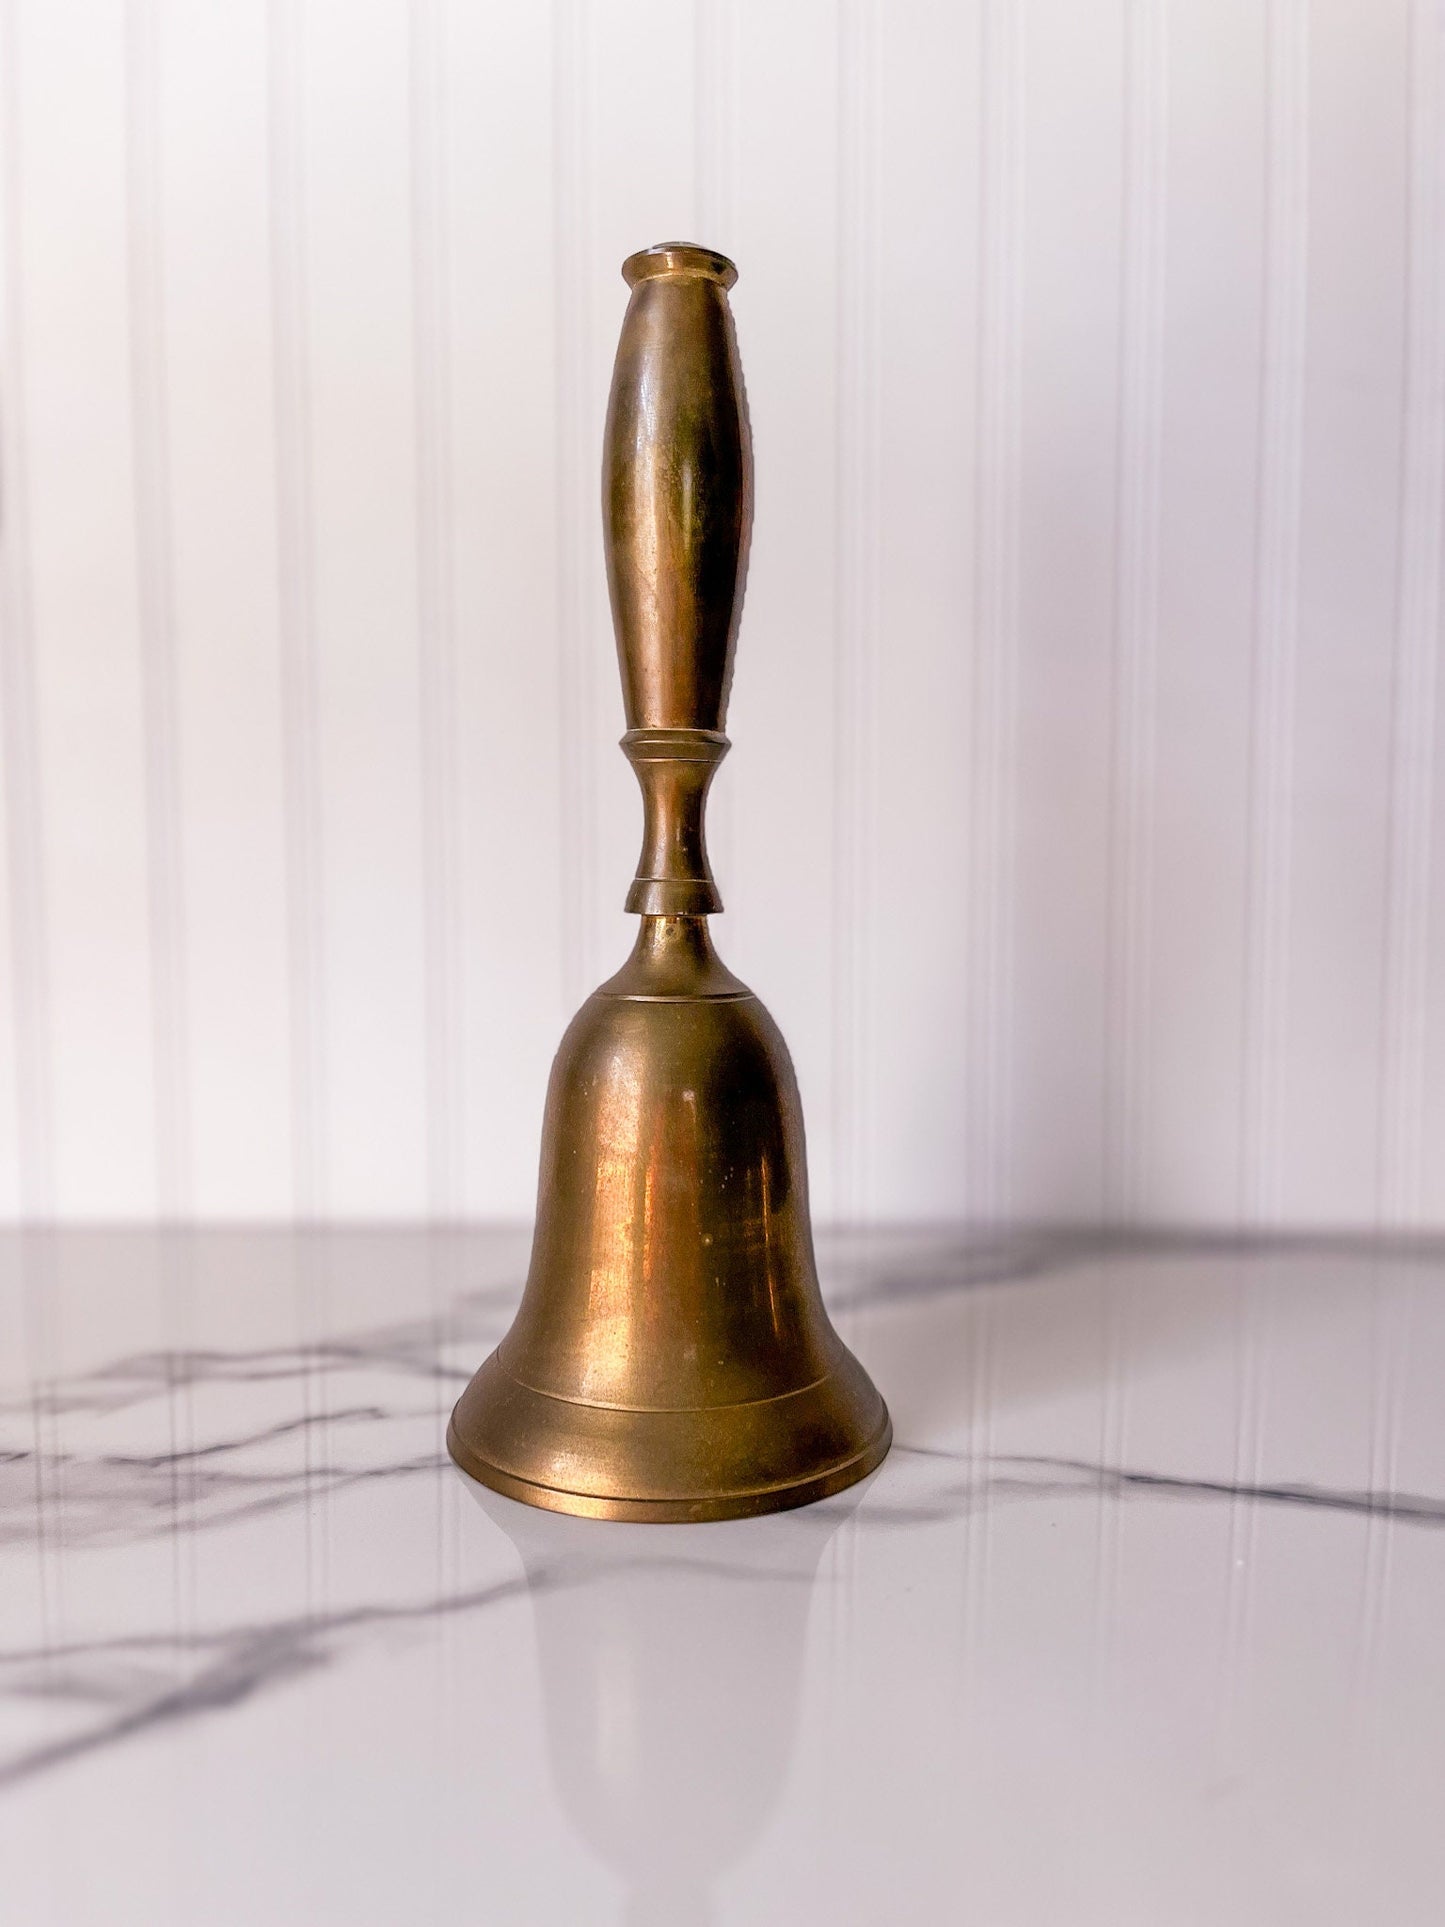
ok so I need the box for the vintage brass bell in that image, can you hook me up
[448,241,890,1521]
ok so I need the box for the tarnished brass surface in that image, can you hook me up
[448,242,890,1521]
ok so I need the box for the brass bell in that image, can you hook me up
[448,242,890,1521]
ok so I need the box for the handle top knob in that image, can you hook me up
[621,241,739,290]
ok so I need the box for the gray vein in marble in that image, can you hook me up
[16,1329,476,1421]
[822,1225,1445,1309]
[3,1431,1441,1796]
[5,1257,1442,1554]
[0,1289,513,1545]
[2,1279,520,1432]
[101,1405,395,1463]
[6,1241,1443,1808]
[0,1550,830,1794]
[0,1578,532,1792]
[892,1446,1445,1528]
[0,1443,449,1546]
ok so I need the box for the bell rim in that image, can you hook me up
[445,1407,891,1524]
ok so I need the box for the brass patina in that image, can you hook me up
[447,242,891,1520]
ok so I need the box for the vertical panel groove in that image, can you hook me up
[1226,0,1302,1703]
[268,0,326,1219]
[1240,0,1308,1227]
[553,0,593,1012]
[693,0,738,904]
[833,0,881,1224]
[1104,0,1167,1225]
[1099,6,1167,1684]
[1378,0,1444,1229]
[0,0,53,1218]
[411,0,463,1219]
[126,0,191,1220]
[1354,1263,1408,1740]
[971,0,1024,1223]
[1218,1264,1270,1770]
[693,0,736,245]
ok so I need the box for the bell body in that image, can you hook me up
[448,919,890,1520]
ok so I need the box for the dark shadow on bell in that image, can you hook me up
[463,1475,867,1926]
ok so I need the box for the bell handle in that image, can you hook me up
[602,241,753,736]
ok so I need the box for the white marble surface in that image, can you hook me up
[2,1227,1444,1925]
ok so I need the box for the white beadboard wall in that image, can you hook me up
[0,0,1442,1228]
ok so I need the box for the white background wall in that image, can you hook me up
[0,0,1441,1228]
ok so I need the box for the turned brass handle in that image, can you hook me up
[603,242,753,915]
[603,242,753,735]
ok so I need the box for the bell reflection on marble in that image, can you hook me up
[467,1480,857,1925]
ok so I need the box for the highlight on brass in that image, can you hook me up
[447,243,891,1521]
